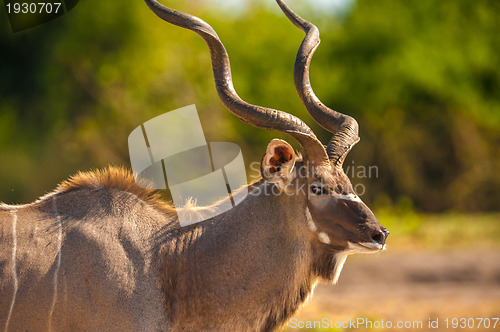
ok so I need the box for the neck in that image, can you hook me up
[157,181,318,331]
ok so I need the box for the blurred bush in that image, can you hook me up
[1,0,499,212]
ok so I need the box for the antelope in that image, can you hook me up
[0,0,389,331]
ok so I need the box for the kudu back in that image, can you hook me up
[0,1,388,331]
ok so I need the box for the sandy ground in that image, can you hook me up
[287,249,500,331]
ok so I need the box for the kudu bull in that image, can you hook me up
[0,0,388,331]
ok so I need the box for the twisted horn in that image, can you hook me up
[145,0,330,167]
[276,0,360,168]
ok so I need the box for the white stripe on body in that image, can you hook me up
[4,211,18,332]
[48,196,63,332]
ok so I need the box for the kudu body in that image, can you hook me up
[0,1,388,331]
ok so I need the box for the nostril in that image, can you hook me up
[371,231,384,244]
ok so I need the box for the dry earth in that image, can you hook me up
[286,249,500,331]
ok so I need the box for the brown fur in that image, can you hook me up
[1,147,386,331]
[1,166,319,331]
[1,168,173,331]
[54,166,175,215]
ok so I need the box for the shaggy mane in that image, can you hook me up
[56,166,175,214]
[4,166,260,222]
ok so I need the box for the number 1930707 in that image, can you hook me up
[444,317,499,329]
[6,2,62,14]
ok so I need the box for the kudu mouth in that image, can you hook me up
[350,228,389,252]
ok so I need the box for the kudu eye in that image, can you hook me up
[334,184,345,195]
[310,185,330,196]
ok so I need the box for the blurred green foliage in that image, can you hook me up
[1,0,499,212]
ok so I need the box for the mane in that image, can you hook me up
[54,166,176,214]
[2,166,264,223]
[55,167,264,223]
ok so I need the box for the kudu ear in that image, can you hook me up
[261,139,298,187]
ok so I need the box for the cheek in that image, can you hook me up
[308,200,352,234]
[306,203,353,247]
[307,198,339,229]
[309,195,334,211]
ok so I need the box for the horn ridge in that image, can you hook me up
[275,0,360,168]
[145,0,330,166]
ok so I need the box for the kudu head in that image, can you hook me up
[145,0,388,276]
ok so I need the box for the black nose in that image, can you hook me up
[371,229,389,244]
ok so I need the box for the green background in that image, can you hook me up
[1,0,499,214]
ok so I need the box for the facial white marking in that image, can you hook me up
[5,211,18,332]
[318,232,330,244]
[48,196,63,331]
[305,207,331,245]
[305,208,317,232]
[336,193,363,203]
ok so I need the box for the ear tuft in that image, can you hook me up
[261,139,297,185]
